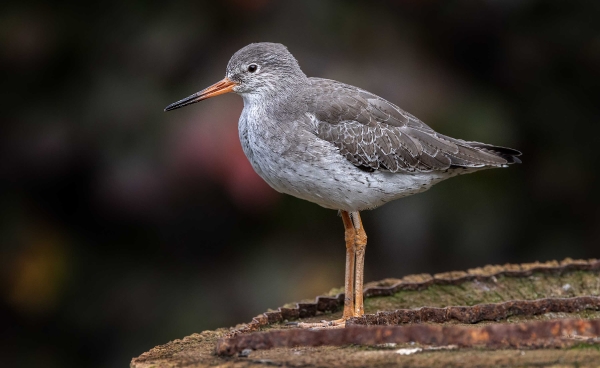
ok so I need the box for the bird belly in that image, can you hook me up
[266,156,448,211]
[268,158,448,212]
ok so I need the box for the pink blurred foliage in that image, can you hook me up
[167,105,280,213]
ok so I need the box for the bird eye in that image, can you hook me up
[247,64,258,73]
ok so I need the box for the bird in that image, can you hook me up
[164,42,521,328]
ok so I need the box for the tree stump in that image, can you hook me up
[131,259,600,367]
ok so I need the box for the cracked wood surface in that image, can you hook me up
[131,258,600,367]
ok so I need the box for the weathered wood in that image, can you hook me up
[131,258,600,367]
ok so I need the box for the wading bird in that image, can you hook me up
[165,43,521,328]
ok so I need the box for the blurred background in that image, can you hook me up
[1,0,599,366]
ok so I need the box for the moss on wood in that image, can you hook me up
[131,260,600,368]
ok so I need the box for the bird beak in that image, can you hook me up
[164,78,237,112]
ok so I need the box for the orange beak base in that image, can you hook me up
[164,78,237,112]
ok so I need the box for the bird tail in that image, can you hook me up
[467,142,522,165]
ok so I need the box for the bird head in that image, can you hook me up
[165,43,307,112]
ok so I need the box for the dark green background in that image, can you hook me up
[2,1,599,367]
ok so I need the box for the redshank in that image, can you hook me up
[165,43,521,328]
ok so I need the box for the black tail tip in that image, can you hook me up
[470,143,522,165]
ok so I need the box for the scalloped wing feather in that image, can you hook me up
[309,78,520,173]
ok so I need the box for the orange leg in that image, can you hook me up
[351,211,367,317]
[294,211,357,329]
[341,211,356,319]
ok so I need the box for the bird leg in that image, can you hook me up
[293,211,356,329]
[341,210,356,320]
[350,211,367,317]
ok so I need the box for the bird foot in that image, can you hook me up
[287,318,347,330]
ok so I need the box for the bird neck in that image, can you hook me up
[241,77,309,113]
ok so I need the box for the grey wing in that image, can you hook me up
[309,78,521,173]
